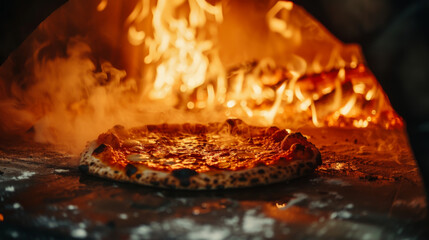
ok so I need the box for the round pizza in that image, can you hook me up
[79,119,322,190]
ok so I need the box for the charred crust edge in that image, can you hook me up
[93,144,107,155]
[125,163,138,177]
[172,168,198,187]
[315,152,322,165]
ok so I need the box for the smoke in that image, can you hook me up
[0,37,141,151]
[0,36,226,152]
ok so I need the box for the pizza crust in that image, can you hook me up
[79,134,322,190]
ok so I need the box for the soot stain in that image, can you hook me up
[125,164,138,177]
[93,144,107,155]
[78,165,89,174]
[316,153,322,165]
[172,168,198,187]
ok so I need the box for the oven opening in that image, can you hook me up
[0,0,428,239]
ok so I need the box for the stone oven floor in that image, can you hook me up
[0,128,427,239]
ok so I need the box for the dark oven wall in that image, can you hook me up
[293,0,429,203]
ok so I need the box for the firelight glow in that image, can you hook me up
[104,0,402,131]
[0,0,403,152]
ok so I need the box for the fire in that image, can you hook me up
[0,0,402,151]
[118,0,401,128]
[96,0,108,12]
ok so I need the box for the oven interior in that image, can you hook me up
[0,0,428,239]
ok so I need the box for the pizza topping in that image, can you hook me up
[90,120,318,174]
[97,132,121,149]
[265,126,280,136]
[281,132,308,150]
[289,143,314,160]
[126,153,151,162]
[122,139,141,148]
[80,120,322,189]
[270,129,288,142]
[225,118,243,128]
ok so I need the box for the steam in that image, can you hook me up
[1,38,137,151]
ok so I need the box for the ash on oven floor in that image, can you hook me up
[0,128,427,239]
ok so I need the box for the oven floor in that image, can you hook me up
[0,128,427,239]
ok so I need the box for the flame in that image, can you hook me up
[0,0,403,151]
[136,0,225,108]
[267,1,294,38]
[339,95,357,116]
[96,0,108,12]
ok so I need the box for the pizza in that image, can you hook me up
[79,119,322,190]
